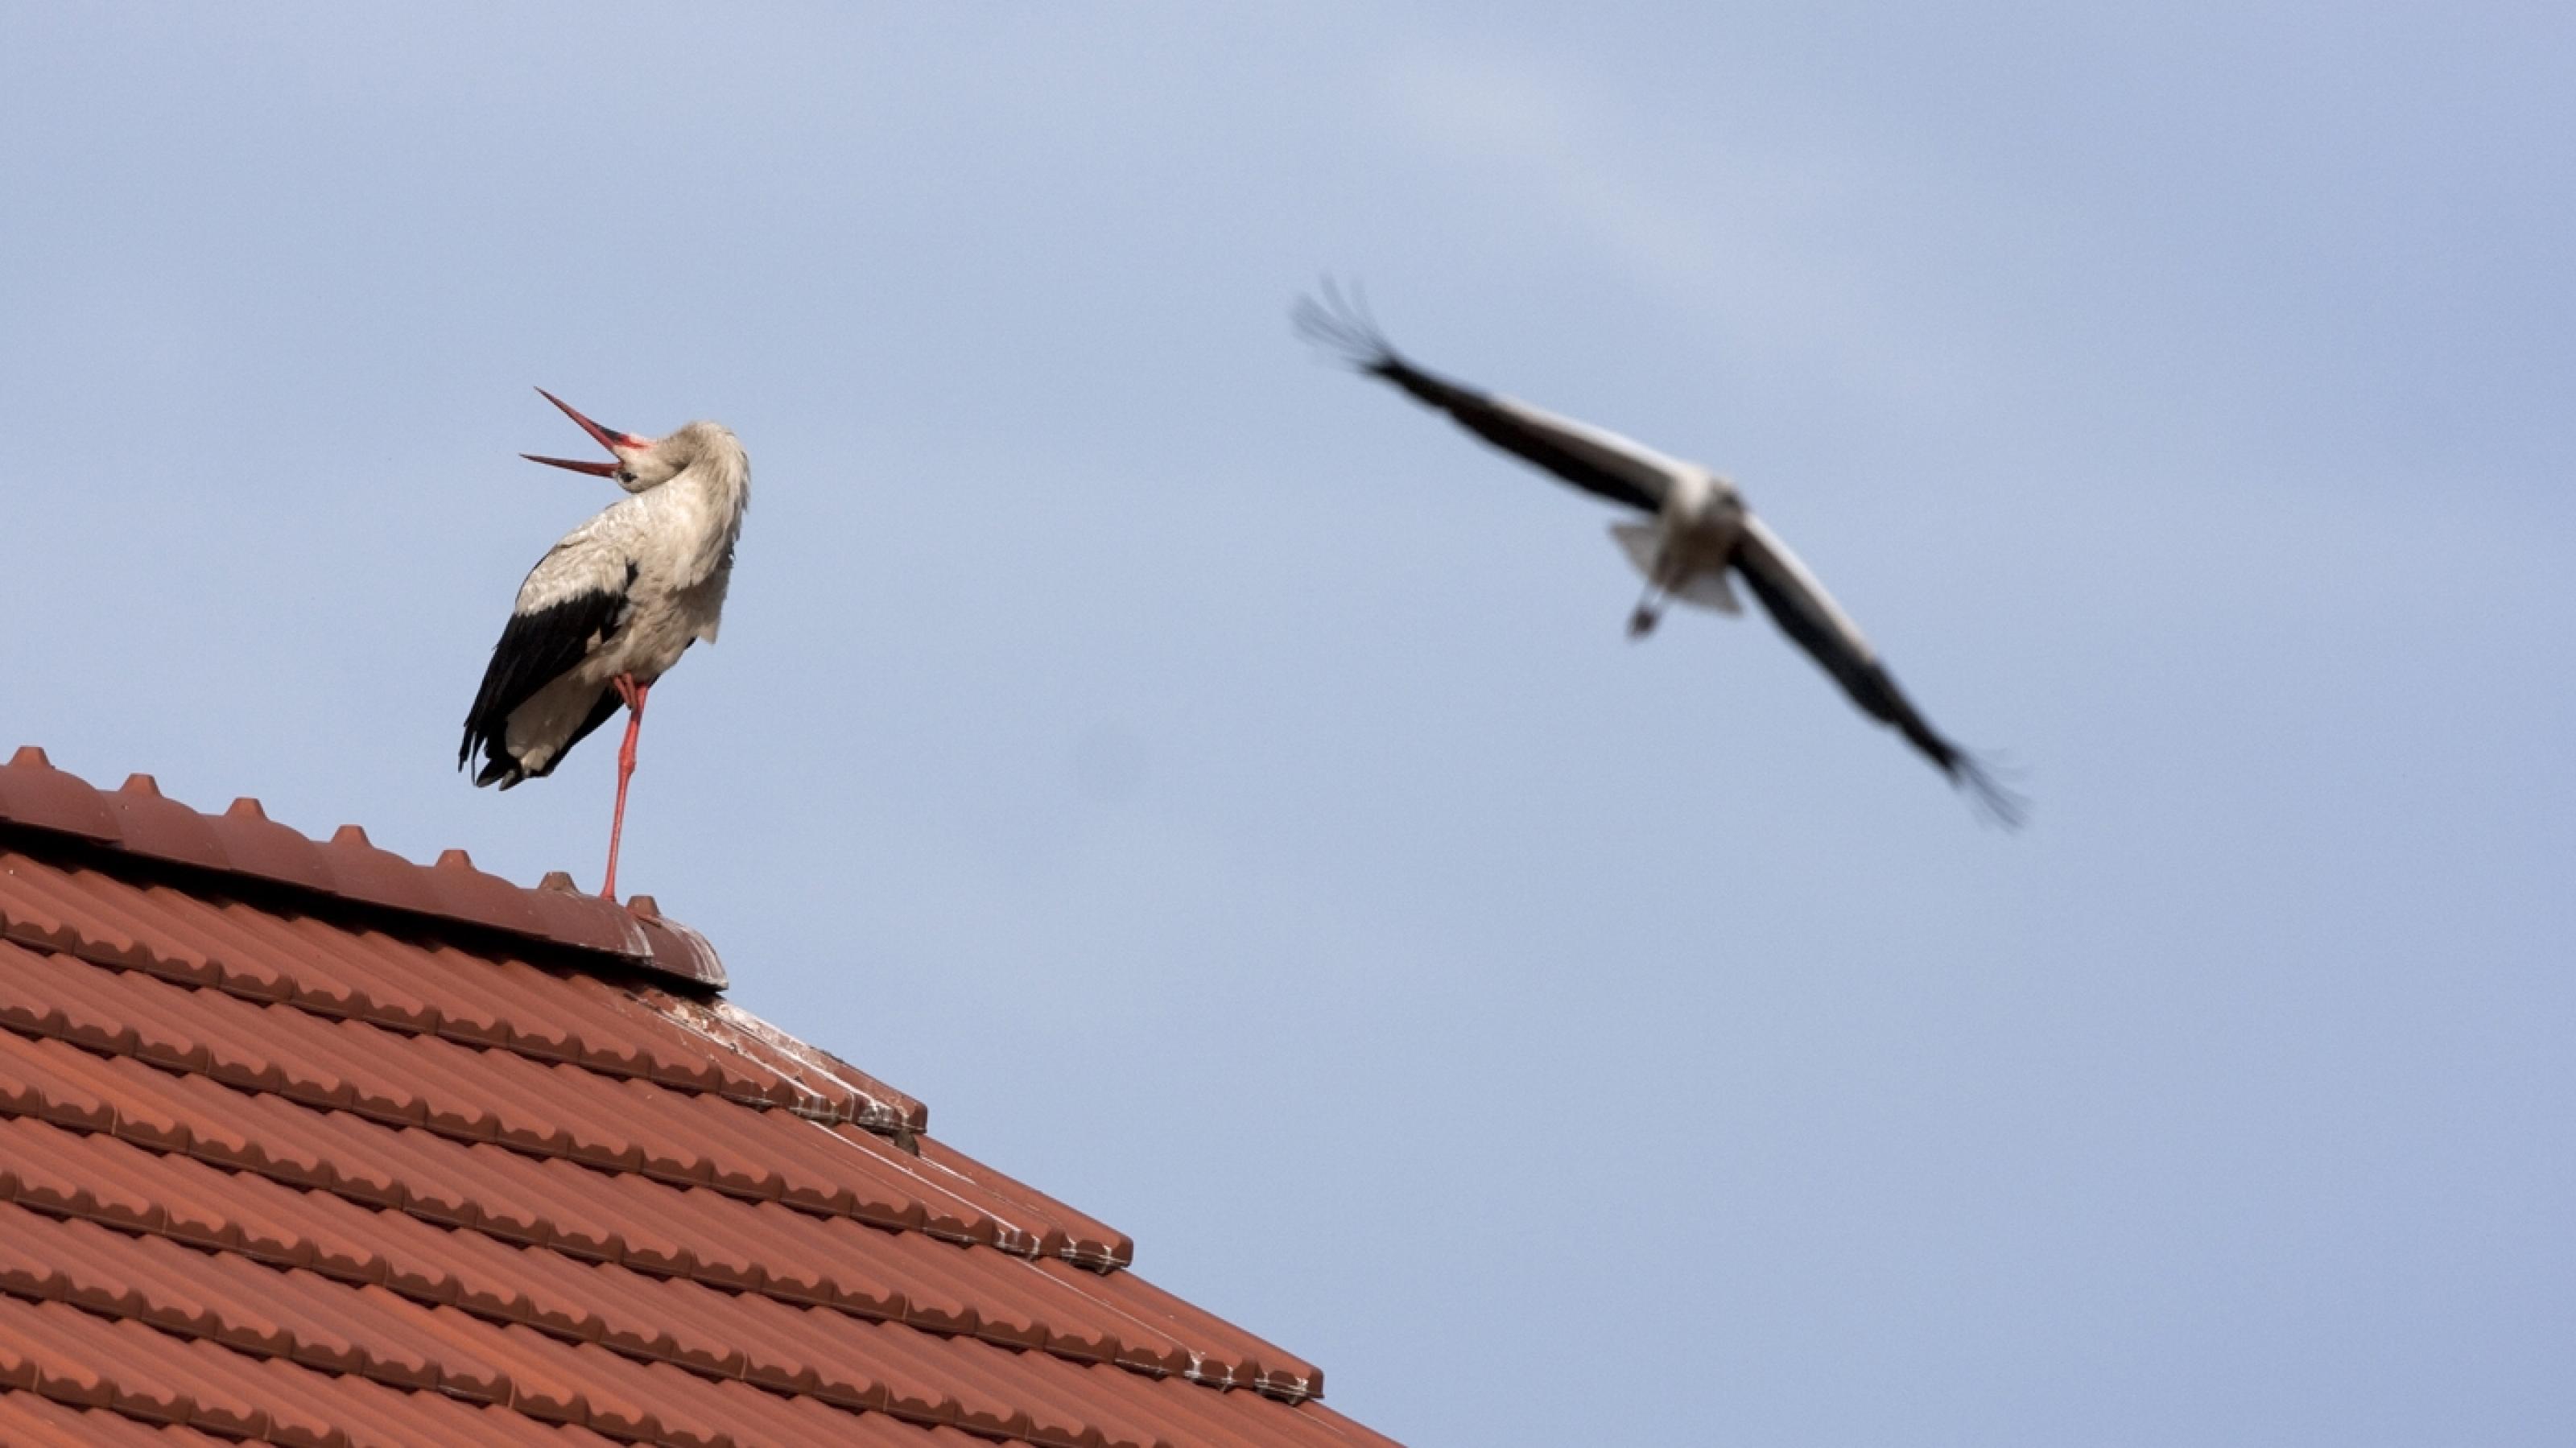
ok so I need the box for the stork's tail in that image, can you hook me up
[460,732,530,790]
[1609,523,1741,614]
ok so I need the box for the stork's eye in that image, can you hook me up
[617,468,637,485]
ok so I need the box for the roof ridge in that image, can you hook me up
[0,747,723,990]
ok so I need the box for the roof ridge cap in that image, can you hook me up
[0,748,724,991]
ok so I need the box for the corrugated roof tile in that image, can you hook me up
[0,751,1389,1445]
[1,1388,236,1446]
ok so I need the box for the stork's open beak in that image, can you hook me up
[522,387,648,476]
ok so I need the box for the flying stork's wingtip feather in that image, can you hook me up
[1949,751,2031,831]
[1292,275,1397,373]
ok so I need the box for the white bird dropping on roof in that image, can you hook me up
[460,390,751,895]
[1294,284,2023,827]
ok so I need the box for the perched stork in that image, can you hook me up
[460,390,751,895]
[1294,286,2022,826]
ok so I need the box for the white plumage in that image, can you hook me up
[460,390,750,893]
[1295,287,2021,826]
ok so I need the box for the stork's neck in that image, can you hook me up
[639,439,749,584]
[672,440,750,522]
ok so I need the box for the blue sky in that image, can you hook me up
[5,5,2572,1442]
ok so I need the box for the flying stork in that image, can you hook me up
[1294,286,2022,826]
[460,390,751,896]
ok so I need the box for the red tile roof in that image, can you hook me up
[0,749,1398,1448]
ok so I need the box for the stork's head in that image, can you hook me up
[522,388,701,494]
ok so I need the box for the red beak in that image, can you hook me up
[522,388,650,476]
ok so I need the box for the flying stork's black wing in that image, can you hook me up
[1731,516,2025,827]
[1295,287,1678,516]
[459,544,636,786]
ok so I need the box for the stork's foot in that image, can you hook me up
[1627,606,1661,639]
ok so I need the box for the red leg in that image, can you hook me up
[601,674,651,900]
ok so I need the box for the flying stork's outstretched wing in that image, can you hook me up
[1295,284,1685,517]
[459,533,635,787]
[1730,516,2025,827]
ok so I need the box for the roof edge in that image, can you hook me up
[0,746,725,992]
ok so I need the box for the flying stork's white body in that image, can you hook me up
[1530,413,1747,617]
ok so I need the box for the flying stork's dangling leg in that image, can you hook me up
[1627,577,1667,638]
[601,673,652,899]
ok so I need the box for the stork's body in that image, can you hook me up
[460,391,750,894]
[1295,288,2021,825]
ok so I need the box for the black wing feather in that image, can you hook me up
[1383,359,1664,515]
[1732,540,2025,827]
[459,563,634,784]
[1294,287,1663,515]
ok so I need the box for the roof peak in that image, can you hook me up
[0,746,724,990]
